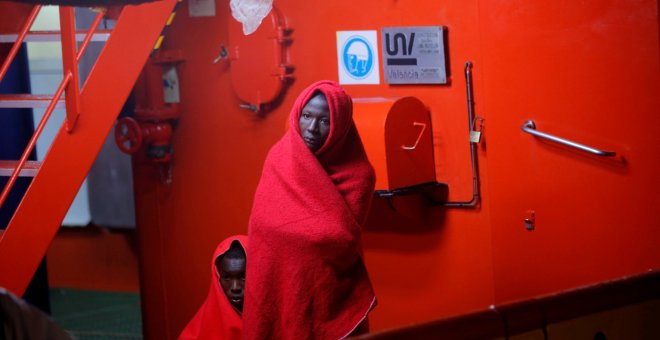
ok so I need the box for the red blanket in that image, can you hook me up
[244,81,376,339]
[179,235,247,340]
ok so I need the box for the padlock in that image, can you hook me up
[470,116,485,143]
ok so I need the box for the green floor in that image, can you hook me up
[50,288,143,340]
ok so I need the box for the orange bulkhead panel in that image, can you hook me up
[353,96,435,191]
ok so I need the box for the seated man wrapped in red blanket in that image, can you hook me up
[244,81,377,339]
[179,235,247,340]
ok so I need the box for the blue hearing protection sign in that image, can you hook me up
[336,31,380,84]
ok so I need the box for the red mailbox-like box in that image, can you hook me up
[353,97,436,192]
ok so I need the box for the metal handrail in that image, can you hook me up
[0,73,72,208]
[521,120,616,157]
[0,6,105,207]
[0,6,41,83]
[61,8,104,132]
[76,11,105,62]
[60,7,79,132]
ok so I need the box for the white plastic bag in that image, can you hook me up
[230,0,274,35]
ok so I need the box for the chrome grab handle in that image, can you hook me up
[401,122,427,150]
[521,120,616,157]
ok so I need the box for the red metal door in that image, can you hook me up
[479,0,660,302]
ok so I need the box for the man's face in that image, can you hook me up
[299,93,331,152]
[219,256,246,313]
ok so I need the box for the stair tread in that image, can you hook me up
[0,94,65,109]
[0,160,42,177]
[0,30,112,43]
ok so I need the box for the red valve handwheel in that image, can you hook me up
[114,117,143,154]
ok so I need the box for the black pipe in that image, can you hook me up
[441,61,480,208]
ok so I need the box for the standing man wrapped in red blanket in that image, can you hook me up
[244,81,377,339]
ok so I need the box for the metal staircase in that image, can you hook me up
[0,0,176,296]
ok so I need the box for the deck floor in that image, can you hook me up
[50,288,143,339]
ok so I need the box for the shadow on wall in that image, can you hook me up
[363,190,448,252]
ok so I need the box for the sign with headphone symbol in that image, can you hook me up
[336,30,380,85]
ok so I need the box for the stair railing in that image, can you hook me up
[0,7,105,211]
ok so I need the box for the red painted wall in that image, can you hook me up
[47,228,140,292]
[476,0,660,304]
[131,1,660,339]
